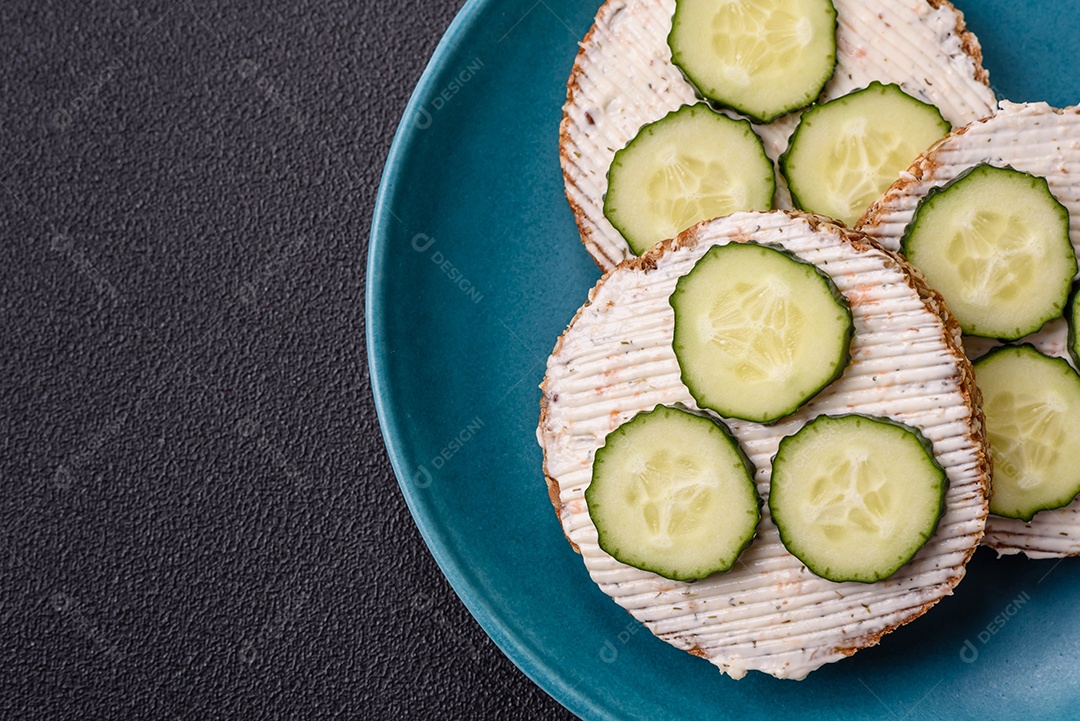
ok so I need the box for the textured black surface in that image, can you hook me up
[0,1,575,718]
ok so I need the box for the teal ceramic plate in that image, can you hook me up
[368,2,1080,718]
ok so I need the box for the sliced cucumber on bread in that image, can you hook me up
[975,345,1080,521]
[604,105,774,255]
[539,211,989,680]
[587,406,759,581]
[781,82,951,227]
[770,414,947,583]
[901,164,1076,341]
[671,241,853,423]
[562,0,996,270]
[668,0,838,123]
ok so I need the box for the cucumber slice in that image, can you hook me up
[587,406,759,582]
[604,105,774,256]
[671,242,853,423]
[781,82,951,227]
[901,164,1076,340]
[668,0,837,124]
[974,345,1080,521]
[770,414,947,583]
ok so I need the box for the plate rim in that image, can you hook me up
[366,0,606,718]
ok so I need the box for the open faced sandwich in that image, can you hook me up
[538,211,990,679]
[560,0,996,269]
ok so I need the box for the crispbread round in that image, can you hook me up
[561,0,997,270]
[859,102,1080,559]
[538,210,990,680]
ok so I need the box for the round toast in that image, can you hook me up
[561,0,997,269]
[538,210,990,679]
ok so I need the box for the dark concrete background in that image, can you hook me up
[0,1,575,718]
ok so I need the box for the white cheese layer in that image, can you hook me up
[561,0,997,270]
[538,211,989,680]
[859,102,1080,559]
